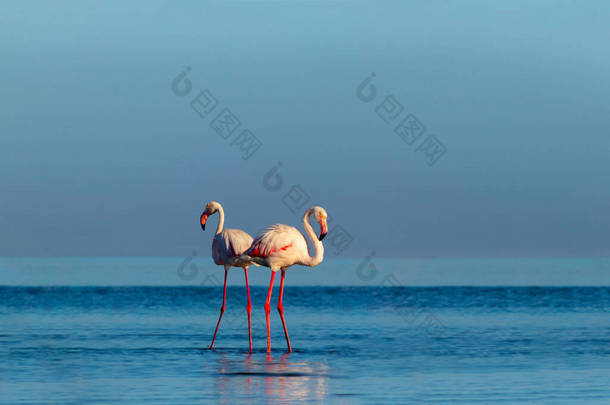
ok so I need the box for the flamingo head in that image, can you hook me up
[200,201,220,231]
[311,206,328,241]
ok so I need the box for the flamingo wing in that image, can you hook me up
[246,224,308,259]
[213,228,254,265]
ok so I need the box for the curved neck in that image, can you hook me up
[215,204,225,235]
[302,209,324,267]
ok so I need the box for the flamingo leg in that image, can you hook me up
[244,267,252,352]
[264,271,276,353]
[277,269,292,352]
[210,267,228,349]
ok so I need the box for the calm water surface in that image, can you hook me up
[2,287,609,404]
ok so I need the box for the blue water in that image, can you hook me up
[2,287,610,404]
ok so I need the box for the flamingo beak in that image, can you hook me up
[318,220,328,241]
[200,212,208,231]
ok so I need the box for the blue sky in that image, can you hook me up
[1,1,609,258]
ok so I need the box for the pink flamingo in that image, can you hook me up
[238,206,328,352]
[200,201,255,351]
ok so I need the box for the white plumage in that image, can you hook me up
[237,206,329,353]
[212,228,254,266]
[200,201,254,351]
[238,207,328,271]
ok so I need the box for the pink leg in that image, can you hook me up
[264,272,276,353]
[244,267,252,352]
[210,267,228,349]
[277,269,292,352]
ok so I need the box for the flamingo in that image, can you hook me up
[237,206,328,352]
[200,201,255,351]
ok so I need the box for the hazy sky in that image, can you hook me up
[1,1,609,258]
